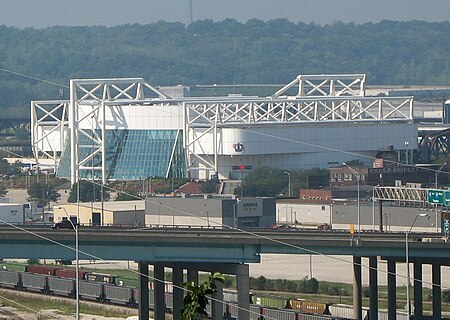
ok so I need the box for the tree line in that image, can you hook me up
[0,19,449,116]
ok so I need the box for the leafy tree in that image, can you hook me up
[443,289,450,303]
[27,182,60,207]
[0,21,449,115]
[304,278,319,294]
[235,167,329,197]
[26,259,40,265]
[181,272,225,320]
[235,167,287,197]
[252,276,268,290]
[115,190,140,201]
[343,160,365,167]
[67,180,110,203]
[13,126,30,141]
[0,158,21,176]
[201,180,217,193]
[0,185,7,198]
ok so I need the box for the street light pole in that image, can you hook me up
[53,206,79,320]
[343,163,361,237]
[284,171,291,197]
[435,163,446,233]
[406,213,428,318]
[435,163,447,188]
[405,141,410,164]
[149,176,154,196]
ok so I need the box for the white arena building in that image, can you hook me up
[31,74,417,184]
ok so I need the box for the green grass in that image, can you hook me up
[0,291,130,318]
[0,262,27,272]
[2,261,448,315]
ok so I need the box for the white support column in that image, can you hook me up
[212,276,224,320]
[329,79,335,96]
[101,101,107,185]
[213,121,218,177]
[236,264,250,320]
[298,77,304,96]
[172,263,184,320]
[154,263,166,320]
[70,80,78,185]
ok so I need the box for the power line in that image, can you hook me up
[0,68,449,317]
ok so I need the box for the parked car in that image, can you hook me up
[51,220,77,229]
[318,223,331,230]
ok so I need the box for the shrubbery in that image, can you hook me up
[443,289,450,302]
[318,282,349,296]
[250,276,320,294]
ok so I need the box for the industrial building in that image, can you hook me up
[31,74,417,184]
[145,195,276,228]
[53,200,145,226]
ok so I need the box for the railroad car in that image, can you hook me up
[0,269,352,320]
[84,272,117,284]
[47,275,75,296]
[0,269,20,289]
[104,284,134,306]
[78,280,104,301]
[26,265,59,276]
[55,268,84,280]
[290,299,329,314]
[21,272,48,293]
[251,293,290,309]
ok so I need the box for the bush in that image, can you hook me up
[362,286,370,297]
[318,283,349,296]
[154,186,173,194]
[443,289,450,302]
[304,278,319,294]
[27,259,40,265]
[252,276,268,291]
[327,285,341,296]
[201,180,217,193]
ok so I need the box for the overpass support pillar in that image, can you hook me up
[387,259,396,320]
[212,274,224,320]
[414,261,423,319]
[378,200,383,232]
[237,264,250,320]
[187,268,199,284]
[353,256,362,320]
[172,263,184,320]
[432,262,442,319]
[154,263,166,320]
[138,262,149,320]
[369,256,378,320]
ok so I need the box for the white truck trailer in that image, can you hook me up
[0,203,24,224]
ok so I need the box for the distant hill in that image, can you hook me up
[0,19,449,115]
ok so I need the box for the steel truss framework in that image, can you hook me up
[418,128,450,163]
[274,74,366,97]
[31,74,415,183]
[373,186,428,203]
[69,78,169,184]
[31,100,69,171]
[184,96,413,175]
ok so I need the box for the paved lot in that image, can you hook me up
[71,256,450,289]
[249,254,450,288]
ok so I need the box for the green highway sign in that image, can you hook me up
[428,189,445,204]
[445,191,450,206]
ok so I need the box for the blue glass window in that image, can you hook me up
[57,129,186,180]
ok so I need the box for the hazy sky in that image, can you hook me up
[1,0,449,28]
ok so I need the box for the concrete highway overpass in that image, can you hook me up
[0,226,449,320]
